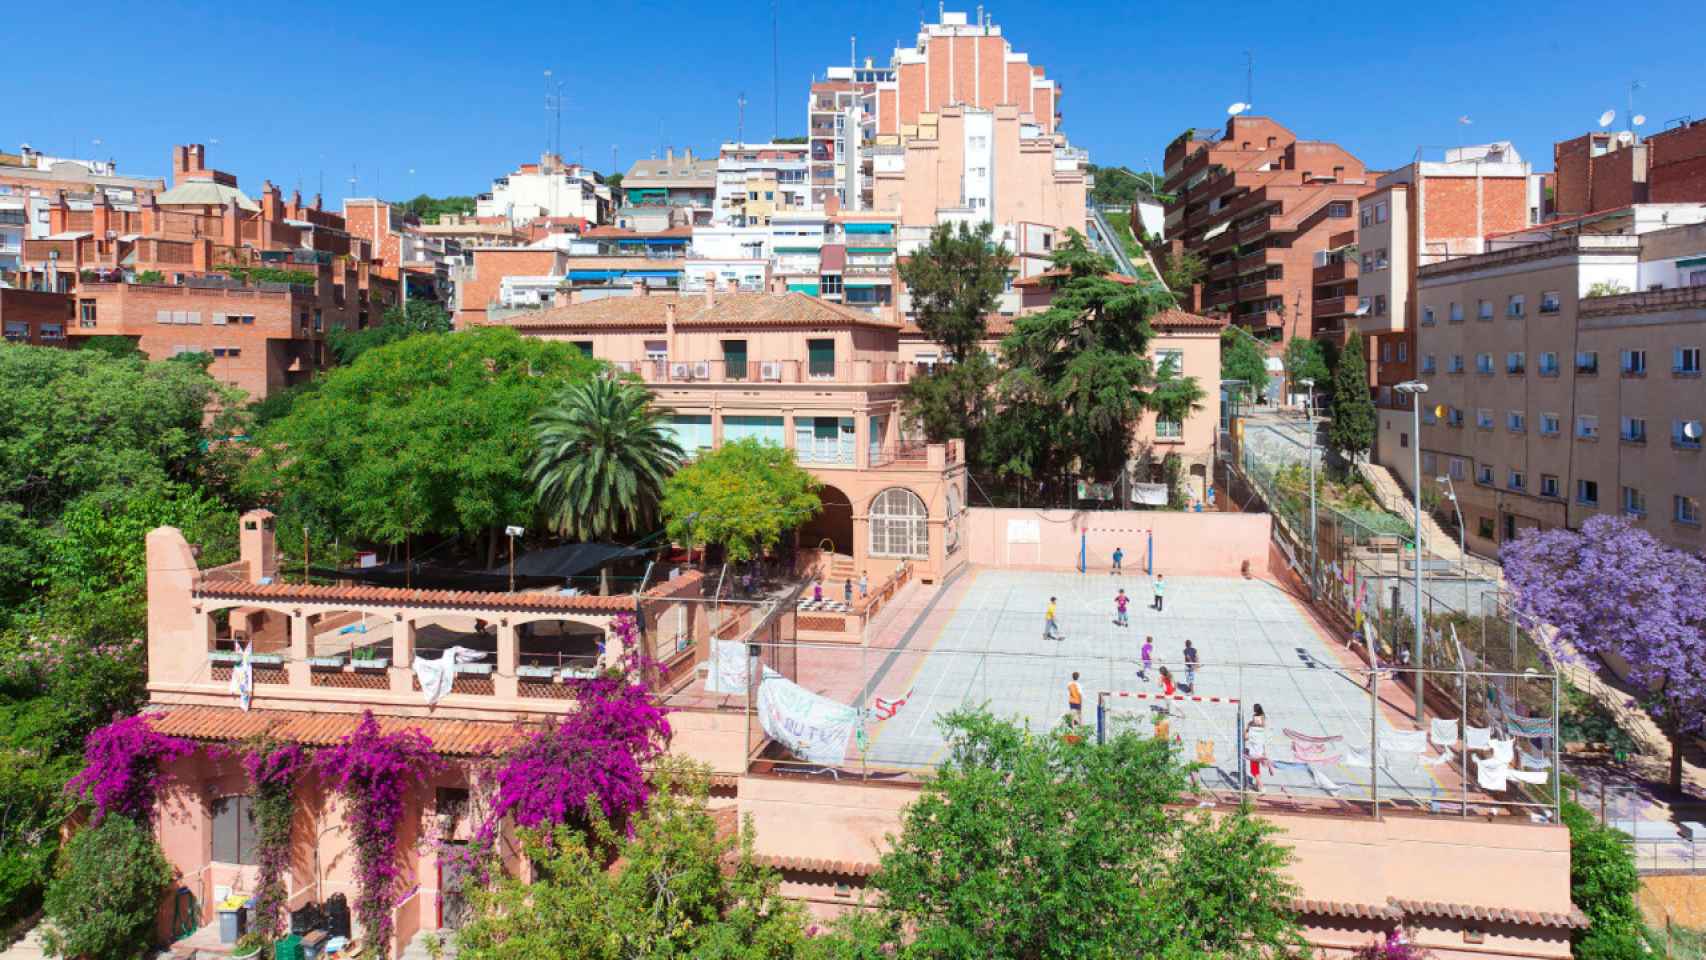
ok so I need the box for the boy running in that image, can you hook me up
[1138,635,1153,680]
[1152,574,1166,612]
[1044,597,1064,642]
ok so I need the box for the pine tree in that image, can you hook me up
[1327,335,1376,461]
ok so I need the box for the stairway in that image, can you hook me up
[1353,461,1463,562]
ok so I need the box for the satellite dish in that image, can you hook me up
[1685,420,1704,441]
[1228,102,1250,117]
[1617,131,1635,146]
[1633,114,1647,127]
[1598,109,1616,128]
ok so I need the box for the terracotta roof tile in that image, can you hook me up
[1150,308,1225,331]
[1387,898,1590,930]
[754,854,878,878]
[1011,268,1136,289]
[144,707,528,756]
[190,572,702,614]
[477,291,899,331]
[1289,898,1402,921]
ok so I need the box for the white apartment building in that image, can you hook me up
[713,143,810,226]
[475,154,612,226]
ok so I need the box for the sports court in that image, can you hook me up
[851,567,1480,807]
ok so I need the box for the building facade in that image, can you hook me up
[343,198,459,303]
[0,287,72,346]
[1160,117,1371,345]
[622,149,717,225]
[0,143,164,276]
[714,143,810,226]
[1394,213,1706,556]
[475,154,611,226]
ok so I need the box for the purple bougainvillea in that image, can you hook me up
[244,741,310,939]
[1503,515,1706,788]
[66,714,195,823]
[1354,930,1430,959]
[484,614,670,835]
[316,712,443,950]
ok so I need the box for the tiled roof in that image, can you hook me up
[753,854,879,878]
[1149,308,1225,331]
[1011,269,1137,289]
[144,706,526,756]
[193,580,642,613]
[1388,898,1589,931]
[1290,899,1401,921]
[479,291,900,331]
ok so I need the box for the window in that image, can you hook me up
[1621,417,1647,443]
[1476,408,1494,429]
[870,487,929,558]
[1621,349,1646,376]
[1508,411,1526,433]
[1623,486,1646,517]
[1507,294,1525,317]
[569,340,592,358]
[722,339,748,380]
[1478,517,1496,540]
[1577,479,1600,505]
[1449,302,1464,323]
[1422,452,1438,474]
[1422,406,1438,424]
[1476,353,1494,374]
[807,338,835,378]
[1539,351,1560,376]
[1155,349,1184,375]
[1156,417,1183,439]
[1540,413,1561,436]
[1676,347,1702,375]
[1540,291,1561,314]
[1447,407,1464,427]
[1374,294,1387,315]
[1576,415,1599,439]
[820,274,843,295]
[1375,249,1389,270]
[1677,495,1702,526]
[968,135,988,151]
[1540,474,1560,498]
[211,794,259,865]
[1476,463,1494,485]
[1448,458,1467,480]
[1676,419,1704,449]
[1506,352,1525,374]
[644,340,668,362]
[1358,296,1371,315]
[1477,299,1493,321]
[313,308,323,333]
[1397,341,1408,362]
[1375,201,1388,223]
[1448,354,1465,373]
[1380,342,1393,363]
[1509,470,1525,491]
[1328,201,1350,218]
[1422,306,1436,326]
[969,167,986,179]
[1421,354,1437,374]
[1576,351,1599,374]
[1399,431,1410,448]
[1360,207,1373,227]
[78,299,96,327]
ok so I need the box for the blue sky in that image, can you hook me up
[10,0,1700,202]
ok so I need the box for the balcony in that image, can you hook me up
[632,358,916,386]
[1313,295,1359,317]
[1236,215,1273,242]
[1314,260,1351,283]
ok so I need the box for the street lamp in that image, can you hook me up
[1436,474,1469,616]
[1394,380,1429,722]
[1298,377,1318,594]
[505,525,526,591]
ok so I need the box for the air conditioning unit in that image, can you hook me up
[692,361,712,380]
[670,362,690,380]
[760,361,782,381]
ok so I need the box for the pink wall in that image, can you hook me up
[963,508,1271,577]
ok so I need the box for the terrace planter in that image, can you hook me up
[351,658,390,671]
[307,656,345,670]
[454,662,494,676]
[517,665,556,680]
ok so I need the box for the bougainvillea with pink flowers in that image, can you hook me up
[243,741,310,939]
[1353,929,1430,959]
[65,714,195,822]
[316,712,443,950]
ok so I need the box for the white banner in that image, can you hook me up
[704,639,750,695]
[1130,482,1169,506]
[756,667,860,766]
[1007,518,1041,544]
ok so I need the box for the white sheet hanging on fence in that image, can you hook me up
[1430,718,1459,747]
[228,643,254,712]
[414,646,486,705]
[1517,746,1552,771]
[1465,725,1492,750]
[704,639,751,694]
[1475,756,1509,791]
[756,667,860,766]
[1381,728,1429,755]
[1343,748,1372,769]
[1489,737,1515,766]
[1419,749,1455,767]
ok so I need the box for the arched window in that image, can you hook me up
[870,487,929,558]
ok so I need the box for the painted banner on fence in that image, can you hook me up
[757,667,860,766]
[704,639,751,695]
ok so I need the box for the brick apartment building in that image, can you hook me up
[343,197,457,302]
[0,287,72,346]
[1160,116,1372,347]
[0,144,163,277]
[1553,116,1706,216]
[16,144,396,400]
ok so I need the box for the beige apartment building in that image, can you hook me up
[1391,213,1706,555]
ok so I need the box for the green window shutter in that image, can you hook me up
[807,339,835,376]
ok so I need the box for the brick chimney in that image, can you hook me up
[770,275,788,295]
[261,181,283,222]
[222,198,240,247]
[91,190,112,238]
[553,288,572,307]
[703,271,717,307]
[239,509,278,583]
[664,301,677,337]
[630,279,648,297]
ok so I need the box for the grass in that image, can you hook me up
[1100,210,1160,285]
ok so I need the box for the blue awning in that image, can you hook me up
[843,222,894,234]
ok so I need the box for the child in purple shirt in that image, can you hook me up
[1138,635,1153,680]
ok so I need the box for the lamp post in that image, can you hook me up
[1436,475,1469,616]
[1394,380,1429,722]
[1298,377,1317,595]
[505,525,525,592]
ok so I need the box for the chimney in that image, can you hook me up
[630,278,648,297]
[704,271,717,307]
[569,288,585,305]
[666,147,674,164]
[553,288,572,307]
[664,301,677,337]
[239,509,279,583]
[723,276,740,294]
[684,147,694,163]
[770,275,788,295]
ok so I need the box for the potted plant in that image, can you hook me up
[232,932,269,960]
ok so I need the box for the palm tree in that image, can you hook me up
[530,378,684,540]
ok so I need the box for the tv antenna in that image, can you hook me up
[1243,51,1253,110]
[771,0,781,140]
[545,71,567,160]
[737,91,749,145]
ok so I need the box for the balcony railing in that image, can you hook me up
[628,358,917,385]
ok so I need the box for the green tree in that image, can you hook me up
[397,194,476,223]
[1219,327,1270,404]
[458,761,817,960]
[1282,336,1330,395]
[42,816,175,960]
[1327,334,1376,461]
[903,351,998,457]
[1160,248,1207,294]
[1561,801,1646,959]
[241,327,600,552]
[661,439,820,563]
[898,220,1011,362]
[530,378,684,541]
[1086,164,1161,207]
[326,299,452,366]
[996,231,1188,483]
[861,708,1303,959]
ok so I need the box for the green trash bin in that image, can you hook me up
[273,934,303,960]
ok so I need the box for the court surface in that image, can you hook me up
[854,568,1463,805]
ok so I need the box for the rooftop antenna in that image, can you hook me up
[1243,51,1254,111]
[771,0,781,140]
[543,69,555,158]
[851,34,856,70]
[610,143,618,177]
[347,164,358,201]
[737,91,748,144]
[1628,79,1644,139]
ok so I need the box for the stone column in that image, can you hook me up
[389,618,416,694]
[287,613,310,687]
[495,621,519,700]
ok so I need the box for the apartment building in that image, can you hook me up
[0,144,164,276]
[807,62,891,211]
[875,10,1061,137]
[1397,211,1706,555]
[622,149,717,225]
[1357,144,1539,406]
[1553,116,1706,218]
[715,142,810,226]
[1160,117,1371,344]
[475,153,611,226]
[343,198,458,302]
[0,287,72,345]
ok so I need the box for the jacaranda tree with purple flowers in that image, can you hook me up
[317,712,444,952]
[65,713,194,823]
[1503,515,1706,792]
[243,740,310,939]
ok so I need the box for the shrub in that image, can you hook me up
[65,714,194,823]
[243,741,309,939]
[1561,800,1644,954]
[42,815,174,960]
